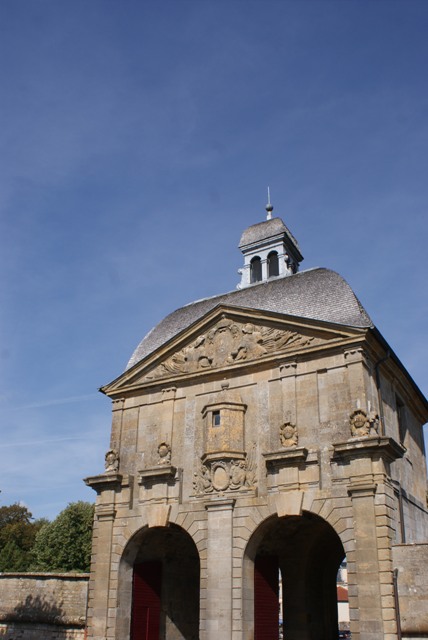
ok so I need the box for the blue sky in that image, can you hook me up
[1,0,427,520]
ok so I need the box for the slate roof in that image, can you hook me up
[239,217,301,253]
[126,268,373,370]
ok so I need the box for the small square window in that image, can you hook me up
[212,411,221,427]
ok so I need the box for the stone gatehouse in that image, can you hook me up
[84,207,428,640]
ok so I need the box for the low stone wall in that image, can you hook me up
[393,543,428,639]
[0,623,85,639]
[0,573,89,640]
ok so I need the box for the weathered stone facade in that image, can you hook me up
[0,573,88,640]
[85,215,428,640]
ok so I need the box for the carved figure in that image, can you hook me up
[262,327,313,352]
[280,422,298,448]
[105,449,119,473]
[230,460,247,490]
[245,443,258,488]
[350,409,371,437]
[193,463,212,493]
[230,323,267,361]
[184,335,212,371]
[157,442,171,465]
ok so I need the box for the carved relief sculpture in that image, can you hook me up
[229,460,247,489]
[104,449,119,473]
[157,442,171,465]
[193,462,213,494]
[244,443,258,487]
[350,409,379,437]
[144,317,319,381]
[279,422,298,448]
[193,444,257,495]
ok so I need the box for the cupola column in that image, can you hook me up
[261,257,268,282]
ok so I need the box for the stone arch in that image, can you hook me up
[242,509,346,640]
[113,505,208,562]
[116,522,201,640]
[303,494,356,557]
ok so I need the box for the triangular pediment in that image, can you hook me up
[102,305,366,394]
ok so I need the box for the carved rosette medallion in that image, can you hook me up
[279,422,298,448]
[144,317,319,381]
[193,444,257,495]
[350,409,379,437]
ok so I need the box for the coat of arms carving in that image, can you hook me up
[279,422,298,448]
[193,444,258,495]
[350,409,379,437]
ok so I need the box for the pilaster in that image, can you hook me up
[84,474,121,640]
[333,437,405,640]
[110,397,125,451]
[205,499,235,640]
[345,348,373,415]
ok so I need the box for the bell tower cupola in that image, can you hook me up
[237,194,303,289]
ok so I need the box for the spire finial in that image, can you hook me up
[265,186,273,220]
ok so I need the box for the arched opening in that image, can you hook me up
[244,512,345,640]
[117,524,200,640]
[250,256,262,283]
[267,251,279,278]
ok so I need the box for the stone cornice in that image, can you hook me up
[201,450,246,464]
[332,436,406,463]
[263,447,308,471]
[347,481,378,498]
[138,465,177,485]
[205,498,236,511]
[84,472,123,494]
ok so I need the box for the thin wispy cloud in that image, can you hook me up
[0,436,89,448]
[3,394,100,412]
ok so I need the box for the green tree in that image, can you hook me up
[0,503,46,571]
[31,501,94,572]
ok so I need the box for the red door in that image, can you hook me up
[254,555,279,640]
[131,561,162,640]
